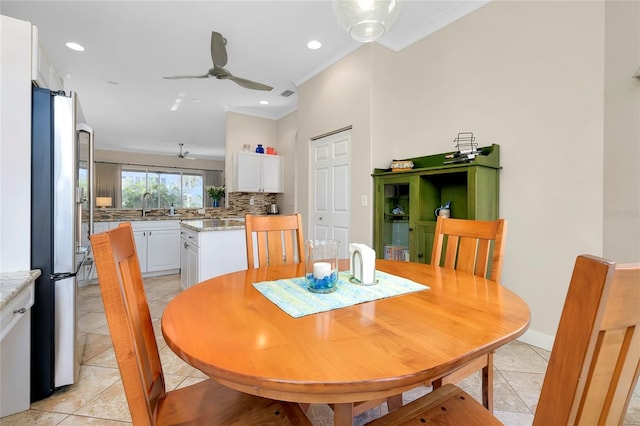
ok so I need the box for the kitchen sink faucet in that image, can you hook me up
[142,192,151,217]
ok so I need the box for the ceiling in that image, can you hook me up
[2,1,487,161]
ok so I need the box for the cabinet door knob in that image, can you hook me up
[184,242,188,249]
[409,227,414,231]
[417,253,424,258]
[13,307,27,314]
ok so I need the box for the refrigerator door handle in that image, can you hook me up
[51,272,77,281]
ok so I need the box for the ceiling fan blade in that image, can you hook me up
[211,31,228,68]
[229,75,273,91]
[163,73,210,79]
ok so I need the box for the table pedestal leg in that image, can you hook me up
[333,403,355,425]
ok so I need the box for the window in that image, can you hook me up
[121,167,204,209]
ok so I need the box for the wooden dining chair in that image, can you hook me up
[91,222,311,426]
[431,216,507,281]
[244,213,305,269]
[368,255,640,425]
[426,216,508,412]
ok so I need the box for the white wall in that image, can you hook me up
[293,1,613,349]
[95,149,224,172]
[275,111,298,215]
[296,46,374,244]
[603,1,640,263]
[0,16,32,272]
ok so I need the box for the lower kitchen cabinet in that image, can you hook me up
[180,224,247,290]
[180,227,199,290]
[88,220,180,279]
[0,274,35,418]
[131,221,180,274]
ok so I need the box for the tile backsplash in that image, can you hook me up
[93,192,278,221]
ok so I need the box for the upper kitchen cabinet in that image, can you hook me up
[31,26,64,91]
[373,144,501,264]
[233,151,284,193]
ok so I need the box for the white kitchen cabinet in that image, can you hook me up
[93,222,111,234]
[0,276,35,418]
[31,26,64,91]
[147,228,180,272]
[180,227,199,290]
[130,221,180,275]
[179,223,247,289]
[234,152,284,193]
[80,221,113,282]
[132,230,149,273]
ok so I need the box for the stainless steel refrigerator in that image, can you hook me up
[31,87,94,402]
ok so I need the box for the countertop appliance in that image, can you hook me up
[267,203,279,215]
[30,87,94,402]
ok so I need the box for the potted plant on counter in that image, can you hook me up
[206,185,225,208]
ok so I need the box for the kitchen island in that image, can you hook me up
[180,219,247,290]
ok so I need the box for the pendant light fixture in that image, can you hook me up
[332,0,403,43]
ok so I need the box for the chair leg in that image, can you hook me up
[386,394,403,412]
[432,377,443,389]
[482,351,494,413]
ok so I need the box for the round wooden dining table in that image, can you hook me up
[161,259,530,425]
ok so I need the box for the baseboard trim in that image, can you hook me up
[517,329,554,352]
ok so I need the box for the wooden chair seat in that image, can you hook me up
[156,379,312,425]
[369,255,640,425]
[91,222,311,425]
[367,384,500,426]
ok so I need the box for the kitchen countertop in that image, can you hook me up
[180,218,246,232]
[0,270,40,310]
[94,215,188,222]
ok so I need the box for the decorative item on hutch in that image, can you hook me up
[390,160,413,172]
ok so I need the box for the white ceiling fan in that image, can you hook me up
[177,143,196,160]
[163,31,273,91]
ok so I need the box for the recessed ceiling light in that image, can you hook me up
[170,98,183,112]
[65,42,85,51]
[307,40,322,50]
[259,100,269,105]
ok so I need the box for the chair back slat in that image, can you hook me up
[432,217,507,281]
[534,257,640,426]
[475,239,491,278]
[91,223,165,426]
[245,214,304,269]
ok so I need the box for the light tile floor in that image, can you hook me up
[3,274,639,425]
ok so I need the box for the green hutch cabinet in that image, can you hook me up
[372,144,501,264]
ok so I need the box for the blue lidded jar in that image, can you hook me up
[255,144,265,154]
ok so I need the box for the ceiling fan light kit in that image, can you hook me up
[332,0,403,43]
